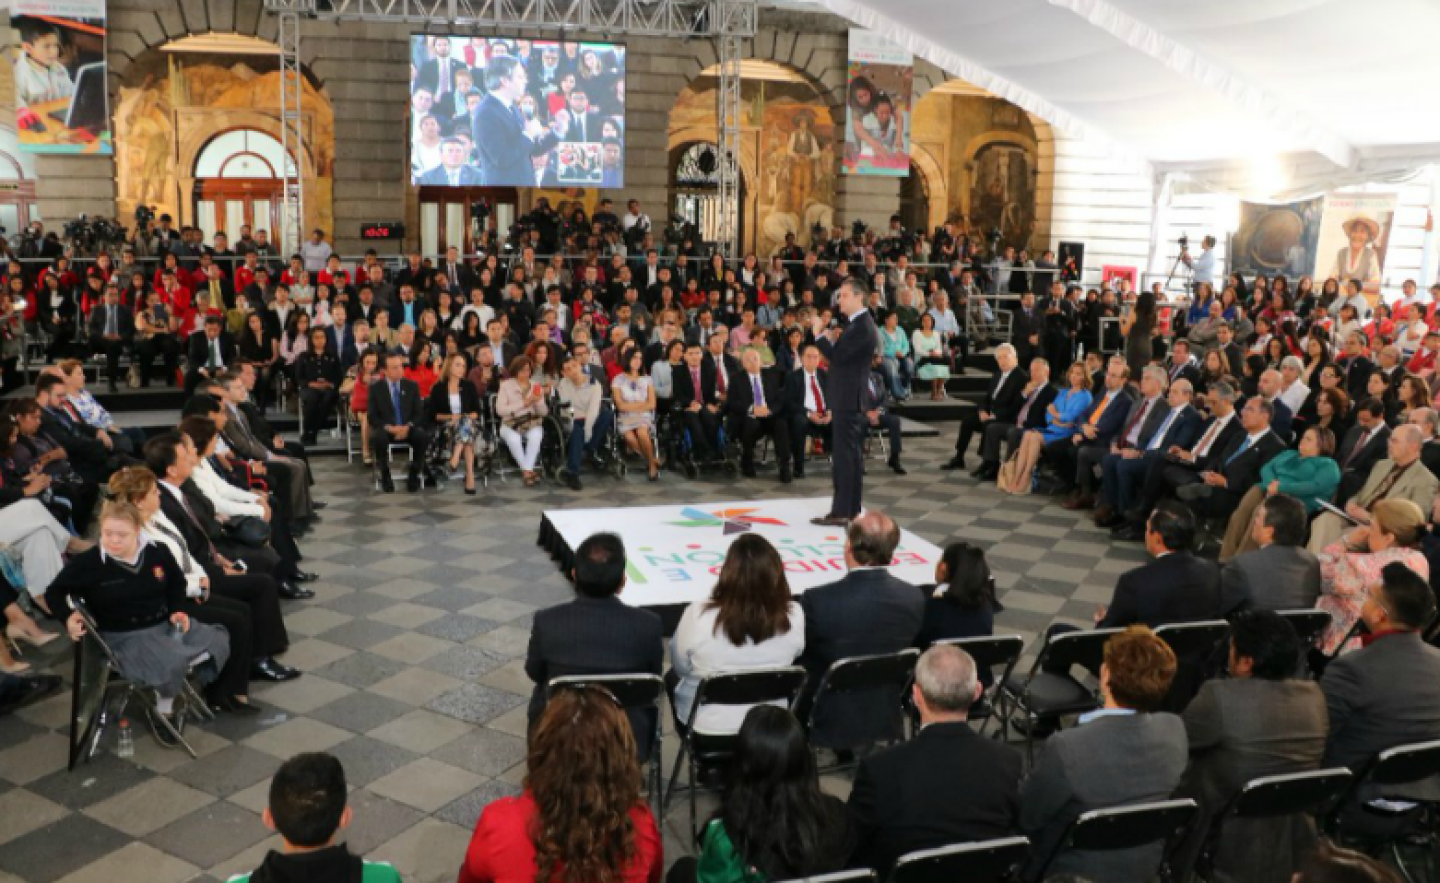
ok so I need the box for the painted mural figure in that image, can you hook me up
[786,109,820,215]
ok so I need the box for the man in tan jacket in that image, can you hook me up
[1308,424,1439,551]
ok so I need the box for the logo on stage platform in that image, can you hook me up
[670,506,787,535]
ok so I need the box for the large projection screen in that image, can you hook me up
[409,36,626,188]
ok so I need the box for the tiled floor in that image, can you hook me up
[0,429,1146,883]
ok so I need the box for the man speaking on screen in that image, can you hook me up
[471,55,569,186]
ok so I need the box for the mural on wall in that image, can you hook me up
[909,89,1041,252]
[670,72,835,257]
[112,53,334,240]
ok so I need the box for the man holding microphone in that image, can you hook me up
[811,278,881,527]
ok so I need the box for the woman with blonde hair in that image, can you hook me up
[998,361,1092,495]
[1316,498,1430,656]
[458,686,663,883]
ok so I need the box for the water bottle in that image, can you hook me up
[116,718,134,758]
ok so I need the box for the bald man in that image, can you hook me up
[1307,423,1439,551]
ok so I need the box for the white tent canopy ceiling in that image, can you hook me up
[812,0,1440,198]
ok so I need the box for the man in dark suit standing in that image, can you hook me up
[1010,292,1045,367]
[86,286,134,393]
[185,315,236,395]
[1323,563,1440,828]
[674,342,723,463]
[811,278,880,526]
[942,342,1025,472]
[524,532,663,748]
[726,348,792,481]
[368,352,430,492]
[470,55,567,186]
[1220,494,1321,613]
[849,645,1021,875]
[798,512,924,750]
[1096,501,1221,629]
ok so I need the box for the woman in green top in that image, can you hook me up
[671,706,854,883]
[1219,425,1341,561]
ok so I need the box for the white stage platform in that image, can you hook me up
[538,496,944,609]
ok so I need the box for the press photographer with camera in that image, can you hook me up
[1179,234,1217,290]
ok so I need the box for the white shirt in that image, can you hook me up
[803,371,826,413]
[192,458,265,519]
[669,599,805,734]
[1279,379,1310,415]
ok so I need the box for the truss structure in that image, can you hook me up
[276,8,305,254]
[263,0,756,255]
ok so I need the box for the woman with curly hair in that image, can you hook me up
[458,686,663,883]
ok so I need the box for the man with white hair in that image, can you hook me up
[848,644,1022,874]
[1307,423,1439,551]
[943,343,1025,472]
[1277,356,1310,416]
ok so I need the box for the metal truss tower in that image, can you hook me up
[264,0,756,255]
[269,0,313,254]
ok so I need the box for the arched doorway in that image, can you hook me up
[669,141,746,248]
[191,128,298,250]
[898,161,929,236]
[0,131,39,233]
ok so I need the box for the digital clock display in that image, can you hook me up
[361,223,404,240]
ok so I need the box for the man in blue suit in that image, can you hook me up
[417,138,484,186]
[1043,360,1134,494]
[1095,379,1205,526]
[470,55,567,186]
[326,305,359,370]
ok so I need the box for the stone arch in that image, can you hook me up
[908,142,946,231]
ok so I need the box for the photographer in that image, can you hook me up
[1179,234,1217,291]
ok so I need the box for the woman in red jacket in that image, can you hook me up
[458,687,663,883]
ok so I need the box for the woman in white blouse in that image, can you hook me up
[186,419,271,522]
[669,534,805,735]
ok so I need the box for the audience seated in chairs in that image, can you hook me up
[184,315,236,395]
[3,401,101,536]
[524,532,663,742]
[668,706,853,883]
[211,372,317,526]
[613,347,662,482]
[296,327,342,446]
[864,351,906,475]
[54,360,145,454]
[673,341,724,465]
[459,685,664,883]
[556,355,614,491]
[785,344,833,479]
[369,352,432,493]
[86,284,132,393]
[1019,626,1187,883]
[1321,561,1440,833]
[1093,501,1221,629]
[1174,395,1287,535]
[944,343,1023,472]
[1308,424,1439,552]
[849,644,1022,876]
[46,500,235,747]
[427,353,485,495]
[669,533,805,736]
[232,752,403,883]
[0,570,59,674]
[796,511,924,749]
[914,541,1001,649]
[1219,426,1340,561]
[496,354,549,486]
[1220,494,1323,614]
[1093,378,1204,527]
[1040,361,1133,498]
[998,360,1091,495]
[1175,610,1328,882]
[34,373,126,489]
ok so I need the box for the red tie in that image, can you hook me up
[1121,398,1151,448]
[810,374,826,415]
[716,360,727,395]
[1193,419,1222,459]
[1344,429,1371,469]
[691,368,701,399]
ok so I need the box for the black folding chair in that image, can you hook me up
[906,636,1023,735]
[775,871,877,883]
[805,649,920,765]
[547,674,666,822]
[663,666,808,844]
[66,598,214,766]
[886,837,1030,883]
[997,627,1121,763]
[1197,769,1352,878]
[1155,620,1232,710]
[1325,740,1440,882]
[1276,609,1333,650]
[1032,798,1199,883]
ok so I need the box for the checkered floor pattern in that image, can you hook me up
[0,429,1148,883]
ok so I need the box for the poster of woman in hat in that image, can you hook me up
[1316,192,1396,295]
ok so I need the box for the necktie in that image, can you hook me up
[1193,419,1222,458]
[440,59,449,93]
[1225,434,1256,466]
[716,361,727,395]
[1122,398,1152,448]
[1087,392,1112,427]
[391,382,402,421]
[211,280,220,301]
[1363,462,1411,507]
[153,519,193,572]
[1344,429,1371,469]
[173,489,218,560]
[208,339,220,369]
[1147,408,1181,451]
[691,367,701,399]
[810,374,826,415]
[752,375,764,410]
[448,170,458,187]
[105,305,116,335]
[1016,387,1040,427]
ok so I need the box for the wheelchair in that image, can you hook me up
[660,403,739,479]
[552,397,628,481]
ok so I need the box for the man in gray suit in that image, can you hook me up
[1323,562,1440,830]
[1221,494,1322,613]
[1021,627,1189,882]
[1177,610,1328,882]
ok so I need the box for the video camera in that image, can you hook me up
[63,214,127,256]
[134,204,156,227]
[1177,232,1189,253]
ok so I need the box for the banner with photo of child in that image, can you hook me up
[10,0,112,154]
[1314,192,1397,295]
[842,29,912,177]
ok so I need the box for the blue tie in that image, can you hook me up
[1147,408,1180,451]
[391,382,402,421]
[752,375,763,409]
[1225,434,1254,466]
